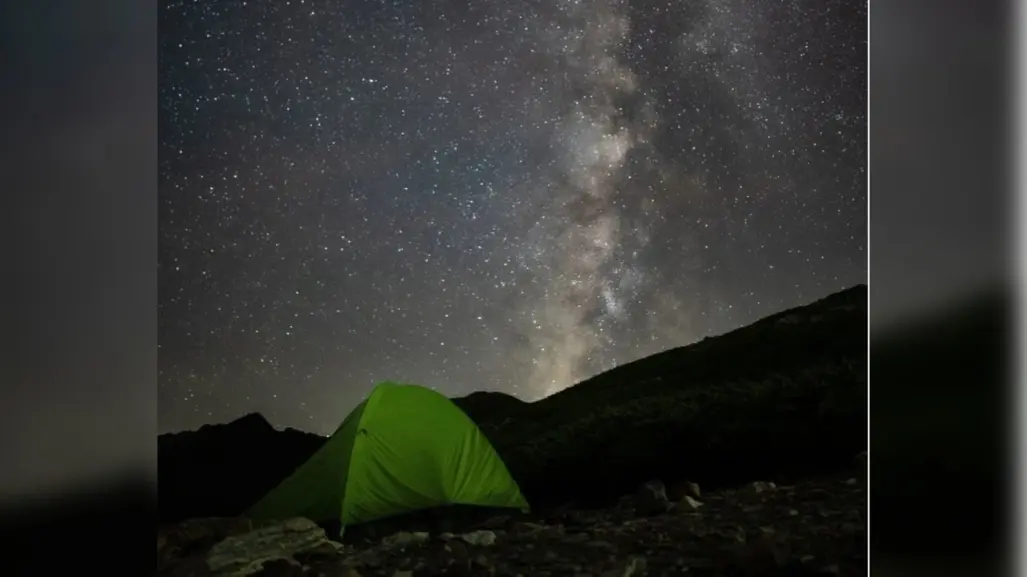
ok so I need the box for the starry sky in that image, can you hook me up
[158,0,866,434]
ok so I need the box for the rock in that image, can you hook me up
[686,481,701,498]
[641,479,668,498]
[678,495,703,511]
[845,477,858,485]
[205,517,342,577]
[633,480,673,516]
[512,522,547,535]
[250,558,301,576]
[159,517,263,567]
[460,530,497,546]
[380,532,430,548]
[476,515,511,529]
[665,479,701,501]
[444,539,470,559]
[587,540,617,552]
[539,524,566,539]
[735,534,790,575]
[474,554,490,567]
[732,526,748,544]
[821,564,840,575]
[566,509,602,527]
[603,556,647,577]
[341,548,383,569]
[750,481,775,493]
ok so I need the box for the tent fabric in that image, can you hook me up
[246,381,529,525]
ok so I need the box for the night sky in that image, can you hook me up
[158,0,866,434]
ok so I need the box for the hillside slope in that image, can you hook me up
[159,285,867,523]
[158,414,326,523]
[467,285,866,505]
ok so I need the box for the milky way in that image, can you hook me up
[159,0,866,433]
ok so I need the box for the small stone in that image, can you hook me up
[603,556,646,577]
[381,531,429,548]
[666,480,702,501]
[445,539,469,560]
[750,481,775,493]
[205,517,341,577]
[687,481,701,498]
[512,522,547,535]
[343,550,382,568]
[539,524,566,539]
[733,527,747,543]
[679,495,703,511]
[736,535,789,573]
[561,532,591,543]
[800,555,815,563]
[821,564,840,575]
[634,480,673,516]
[460,530,497,546]
[642,479,666,496]
[474,555,490,567]
[478,516,511,529]
[789,509,799,516]
[304,541,343,557]
[846,478,858,485]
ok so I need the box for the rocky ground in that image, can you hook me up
[158,456,866,577]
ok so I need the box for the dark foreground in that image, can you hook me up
[160,286,868,525]
[158,459,866,577]
[158,286,870,576]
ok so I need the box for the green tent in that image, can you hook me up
[246,381,529,525]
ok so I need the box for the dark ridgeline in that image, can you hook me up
[158,414,327,523]
[158,285,868,525]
